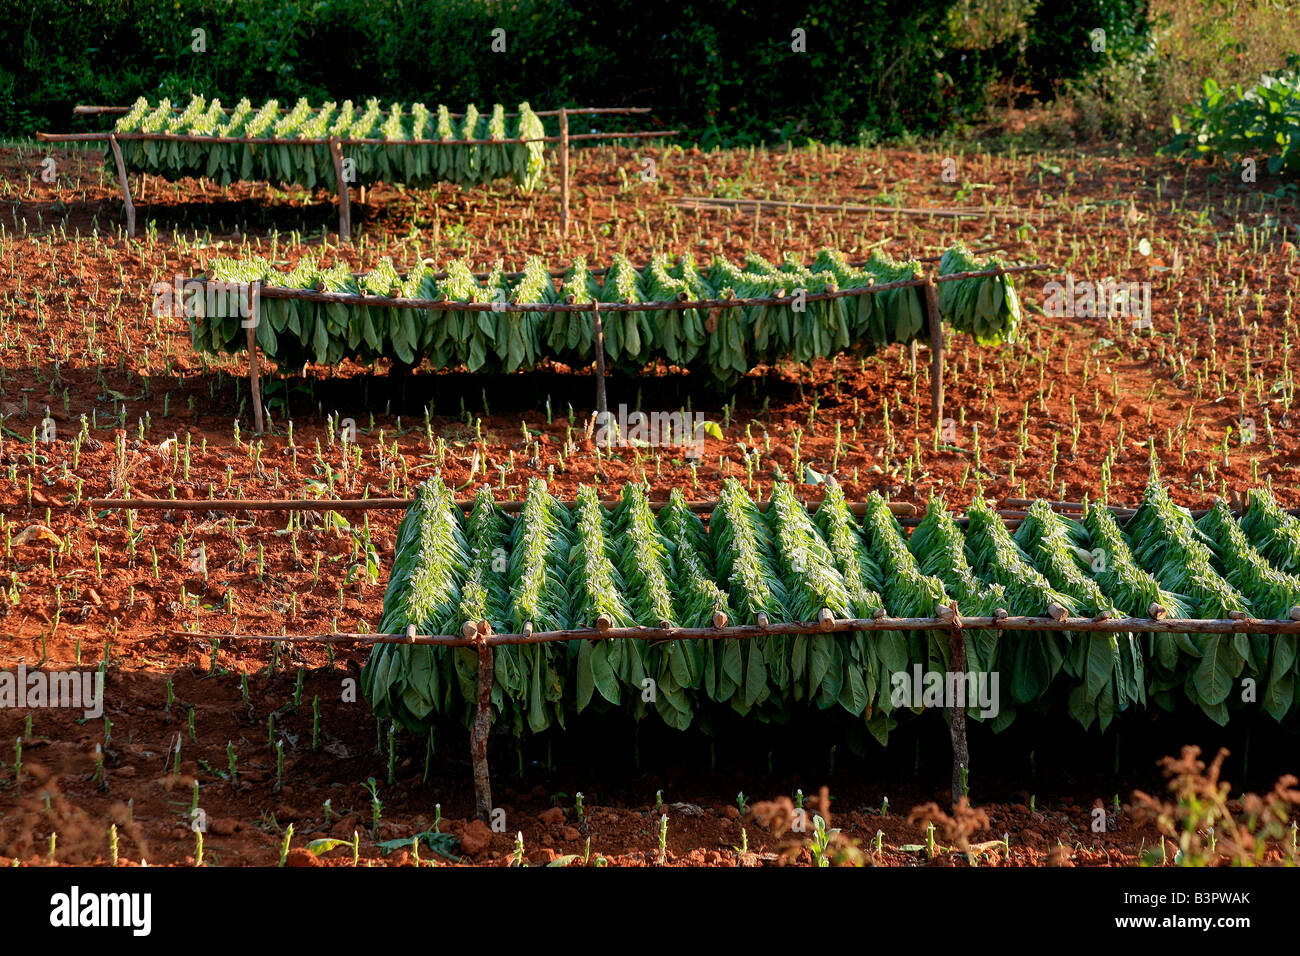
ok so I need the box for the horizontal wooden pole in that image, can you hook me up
[87,496,918,517]
[676,196,1036,220]
[39,129,675,147]
[320,245,1012,284]
[75,104,653,118]
[1001,497,1300,520]
[208,263,1046,316]
[169,612,1300,649]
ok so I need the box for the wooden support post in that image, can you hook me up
[946,613,969,808]
[246,282,264,435]
[592,300,608,423]
[558,108,570,238]
[107,134,136,237]
[470,626,495,823]
[924,275,944,429]
[330,137,351,242]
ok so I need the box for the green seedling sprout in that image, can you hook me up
[732,827,749,856]
[364,777,383,833]
[195,829,204,866]
[108,824,119,867]
[226,742,237,783]
[511,832,526,867]
[387,723,397,784]
[278,823,294,866]
[810,815,832,867]
[658,814,669,865]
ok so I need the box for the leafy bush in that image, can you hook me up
[1166,59,1300,175]
[1,0,1130,144]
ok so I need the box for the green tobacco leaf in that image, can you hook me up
[305,838,352,856]
[375,830,462,861]
[1192,636,1237,707]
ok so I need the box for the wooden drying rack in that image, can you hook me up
[82,492,1300,815]
[37,106,677,240]
[175,260,1047,436]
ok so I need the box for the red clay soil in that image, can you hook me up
[0,137,1297,865]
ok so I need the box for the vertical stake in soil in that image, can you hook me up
[558,108,570,238]
[592,299,608,421]
[247,282,264,435]
[924,274,944,428]
[330,137,351,242]
[108,134,136,237]
[470,621,495,823]
[944,606,969,807]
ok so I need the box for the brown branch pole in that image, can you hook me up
[329,137,351,242]
[470,621,495,823]
[88,496,919,517]
[558,107,570,238]
[332,245,1012,284]
[246,282,264,435]
[592,300,608,420]
[228,262,1046,316]
[170,612,1300,649]
[924,274,944,429]
[74,104,655,119]
[1001,496,1300,521]
[675,196,1038,221]
[107,134,136,237]
[941,605,969,808]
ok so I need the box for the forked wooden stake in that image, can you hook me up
[924,275,944,428]
[471,621,495,823]
[558,108,570,237]
[107,135,136,237]
[946,610,969,808]
[592,300,608,418]
[246,283,264,435]
[330,137,351,242]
